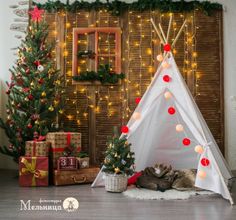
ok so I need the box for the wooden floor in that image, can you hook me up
[0,169,236,220]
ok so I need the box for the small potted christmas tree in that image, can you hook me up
[103,128,135,192]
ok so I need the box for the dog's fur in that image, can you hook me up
[136,163,199,192]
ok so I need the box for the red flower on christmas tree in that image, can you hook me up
[29,6,44,22]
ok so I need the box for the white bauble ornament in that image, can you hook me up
[194,145,204,154]
[133,112,141,120]
[37,65,44,72]
[164,91,172,99]
[162,61,170,68]
[176,124,184,132]
[156,54,163,62]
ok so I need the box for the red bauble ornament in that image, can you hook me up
[22,88,30,93]
[121,126,129,134]
[168,107,175,115]
[28,94,33,100]
[135,97,141,104]
[164,44,171,52]
[163,75,171,82]
[26,68,30,74]
[201,158,210,167]
[183,138,191,146]
[38,78,44,84]
[27,124,33,129]
[6,89,10,95]
[34,60,40,66]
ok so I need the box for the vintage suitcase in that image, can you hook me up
[53,167,100,186]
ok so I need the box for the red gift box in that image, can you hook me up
[57,157,77,170]
[19,156,48,187]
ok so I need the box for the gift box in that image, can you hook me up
[57,157,77,170]
[46,132,81,169]
[19,156,48,187]
[25,141,50,157]
[77,157,90,169]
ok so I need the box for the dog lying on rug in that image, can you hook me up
[136,163,199,192]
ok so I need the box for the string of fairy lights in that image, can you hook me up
[49,9,200,127]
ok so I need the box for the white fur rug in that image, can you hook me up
[123,188,215,200]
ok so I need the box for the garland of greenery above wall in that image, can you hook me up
[34,0,222,16]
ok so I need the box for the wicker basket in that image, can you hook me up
[104,173,128,192]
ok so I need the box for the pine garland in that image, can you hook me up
[73,64,125,84]
[34,0,222,16]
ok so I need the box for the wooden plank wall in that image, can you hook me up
[44,9,224,165]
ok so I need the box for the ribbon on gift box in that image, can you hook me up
[32,135,46,156]
[20,157,48,186]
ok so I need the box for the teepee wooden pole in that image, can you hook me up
[158,23,167,43]
[166,14,173,43]
[151,18,165,45]
[172,19,187,47]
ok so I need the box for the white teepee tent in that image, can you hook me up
[92,17,234,205]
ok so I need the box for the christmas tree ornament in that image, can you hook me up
[164,43,171,52]
[163,75,171,82]
[176,124,184,132]
[29,6,44,22]
[54,100,59,106]
[156,54,163,62]
[198,170,206,179]
[183,138,191,146]
[55,80,61,85]
[41,91,46,97]
[22,87,30,93]
[6,109,10,114]
[37,65,44,72]
[6,89,10,95]
[114,153,118,157]
[127,154,130,158]
[135,97,141,104]
[38,78,44,84]
[30,81,35,87]
[34,60,41,66]
[114,167,120,173]
[133,112,141,120]
[48,105,54,112]
[28,94,33,100]
[121,125,129,133]
[59,109,64,114]
[194,145,204,154]
[24,97,29,102]
[168,107,176,115]
[27,124,33,129]
[162,61,170,68]
[201,158,210,167]
[164,91,172,99]
[121,159,126,165]
[35,120,40,125]
[25,68,30,74]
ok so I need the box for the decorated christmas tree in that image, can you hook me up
[103,131,135,176]
[0,7,63,162]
